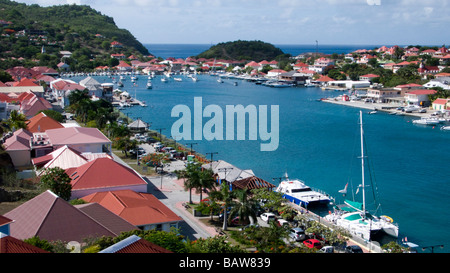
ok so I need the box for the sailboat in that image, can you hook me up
[324,111,399,241]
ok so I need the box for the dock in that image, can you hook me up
[322,98,432,119]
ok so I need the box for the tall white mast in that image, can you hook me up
[360,110,366,218]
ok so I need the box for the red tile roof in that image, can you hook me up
[75,203,139,235]
[81,190,182,227]
[67,158,148,191]
[433,98,449,105]
[26,112,64,133]
[0,215,13,227]
[45,127,110,146]
[406,89,437,95]
[4,190,117,242]
[3,128,32,151]
[0,233,49,253]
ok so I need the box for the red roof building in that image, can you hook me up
[0,233,50,253]
[44,127,111,154]
[3,190,117,242]
[26,112,64,133]
[81,190,182,231]
[67,158,148,199]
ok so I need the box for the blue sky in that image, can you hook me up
[16,0,450,46]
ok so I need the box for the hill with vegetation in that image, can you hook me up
[196,40,288,62]
[0,0,150,70]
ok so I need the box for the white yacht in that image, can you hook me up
[324,111,399,241]
[412,117,440,125]
[275,174,331,208]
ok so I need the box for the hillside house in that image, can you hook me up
[67,158,148,199]
[81,190,182,232]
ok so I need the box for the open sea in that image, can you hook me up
[78,44,449,252]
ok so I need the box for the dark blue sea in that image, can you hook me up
[145,43,400,59]
[74,44,449,253]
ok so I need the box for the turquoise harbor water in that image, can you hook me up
[92,73,450,253]
[68,44,449,252]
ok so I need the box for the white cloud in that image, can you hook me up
[12,0,450,44]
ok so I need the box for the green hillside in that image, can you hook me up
[0,0,150,70]
[196,40,287,62]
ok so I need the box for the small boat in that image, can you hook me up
[412,117,440,125]
[275,173,331,208]
[161,78,168,83]
[441,126,450,131]
[118,81,124,87]
[369,110,377,115]
[218,79,224,83]
[174,78,182,82]
[146,81,152,89]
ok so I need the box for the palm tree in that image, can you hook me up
[183,162,216,203]
[7,110,27,131]
[229,189,258,225]
[197,168,216,202]
[183,163,202,204]
[175,168,193,204]
[209,182,234,231]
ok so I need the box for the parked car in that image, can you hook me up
[419,108,427,113]
[277,219,289,227]
[260,212,276,223]
[239,224,260,231]
[289,228,306,242]
[345,245,364,253]
[303,239,322,249]
[318,246,334,253]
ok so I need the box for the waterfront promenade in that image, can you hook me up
[113,142,377,252]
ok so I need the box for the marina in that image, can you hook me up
[63,71,450,252]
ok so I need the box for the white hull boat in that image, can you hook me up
[412,117,440,125]
[275,174,331,207]
[324,111,399,241]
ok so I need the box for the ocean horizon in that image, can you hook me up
[144,43,440,59]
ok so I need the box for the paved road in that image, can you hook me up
[138,143,218,241]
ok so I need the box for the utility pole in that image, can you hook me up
[155,128,165,142]
[206,152,218,165]
[186,142,197,155]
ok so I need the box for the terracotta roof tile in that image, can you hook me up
[81,190,181,227]
[26,112,64,133]
[67,158,147,191]
[0,233,49,253]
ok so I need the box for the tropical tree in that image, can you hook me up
[114,136,137,157]
[209,182,234,231]
[6,110,27,131]
[229,189,258,225]
[39,167,72,201]
[182,162,216,203]
[197,167,216,202]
